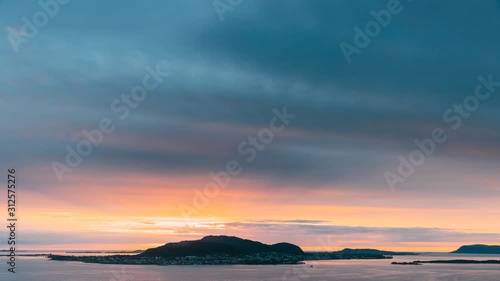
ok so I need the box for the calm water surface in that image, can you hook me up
[0,253,499,281]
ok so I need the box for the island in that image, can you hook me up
[393,244,500,265]
[66,250,144,254]
[0,254,49,257]
[451,244,500,254]
[305,248,414,261]
[392,261,422,265]
[48,235,415,266]
[417,260,500,264]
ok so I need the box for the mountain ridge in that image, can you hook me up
[139,235,304,258]
[452,244,500,254]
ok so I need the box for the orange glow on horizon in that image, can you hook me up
[8,166,499,252]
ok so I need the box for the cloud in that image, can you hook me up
[0,0,499,194]
[224,221,500,245]
[0,0,499,249]
[3,220,497,250]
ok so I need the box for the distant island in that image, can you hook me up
[66,250,144,254]
[418,260,500,264]
[0,254,49,257]
[392,244,500,266]
[451,245,500,254]
[48,235,415,266]
[393,260,500,265]
[305,248,414,261]
[392,261,422,265]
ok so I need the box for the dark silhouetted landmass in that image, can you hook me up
[337,248,415,256]
[452,245,500,254]
[0,254,49,257]
[305,248,416,261]
[48,236,415,265]
[50,236,305,265]
[392,261,422,265]
[66,250,143,254]
[392,259,500,265]
[416,259,500,264]
[139,235,304,258]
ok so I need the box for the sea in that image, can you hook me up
[0,252,498,281]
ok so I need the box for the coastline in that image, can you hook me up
[47,251,395,266]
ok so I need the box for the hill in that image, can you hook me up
[452,245,500,254]
[48,237,412,265]
[139,235,304,258]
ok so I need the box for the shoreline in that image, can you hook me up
[47,253,393,266]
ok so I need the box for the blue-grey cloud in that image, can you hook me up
[0,0,499,196]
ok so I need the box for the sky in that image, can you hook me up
[0,0,499,252]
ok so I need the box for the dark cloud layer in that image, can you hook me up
[0,0,499,193]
